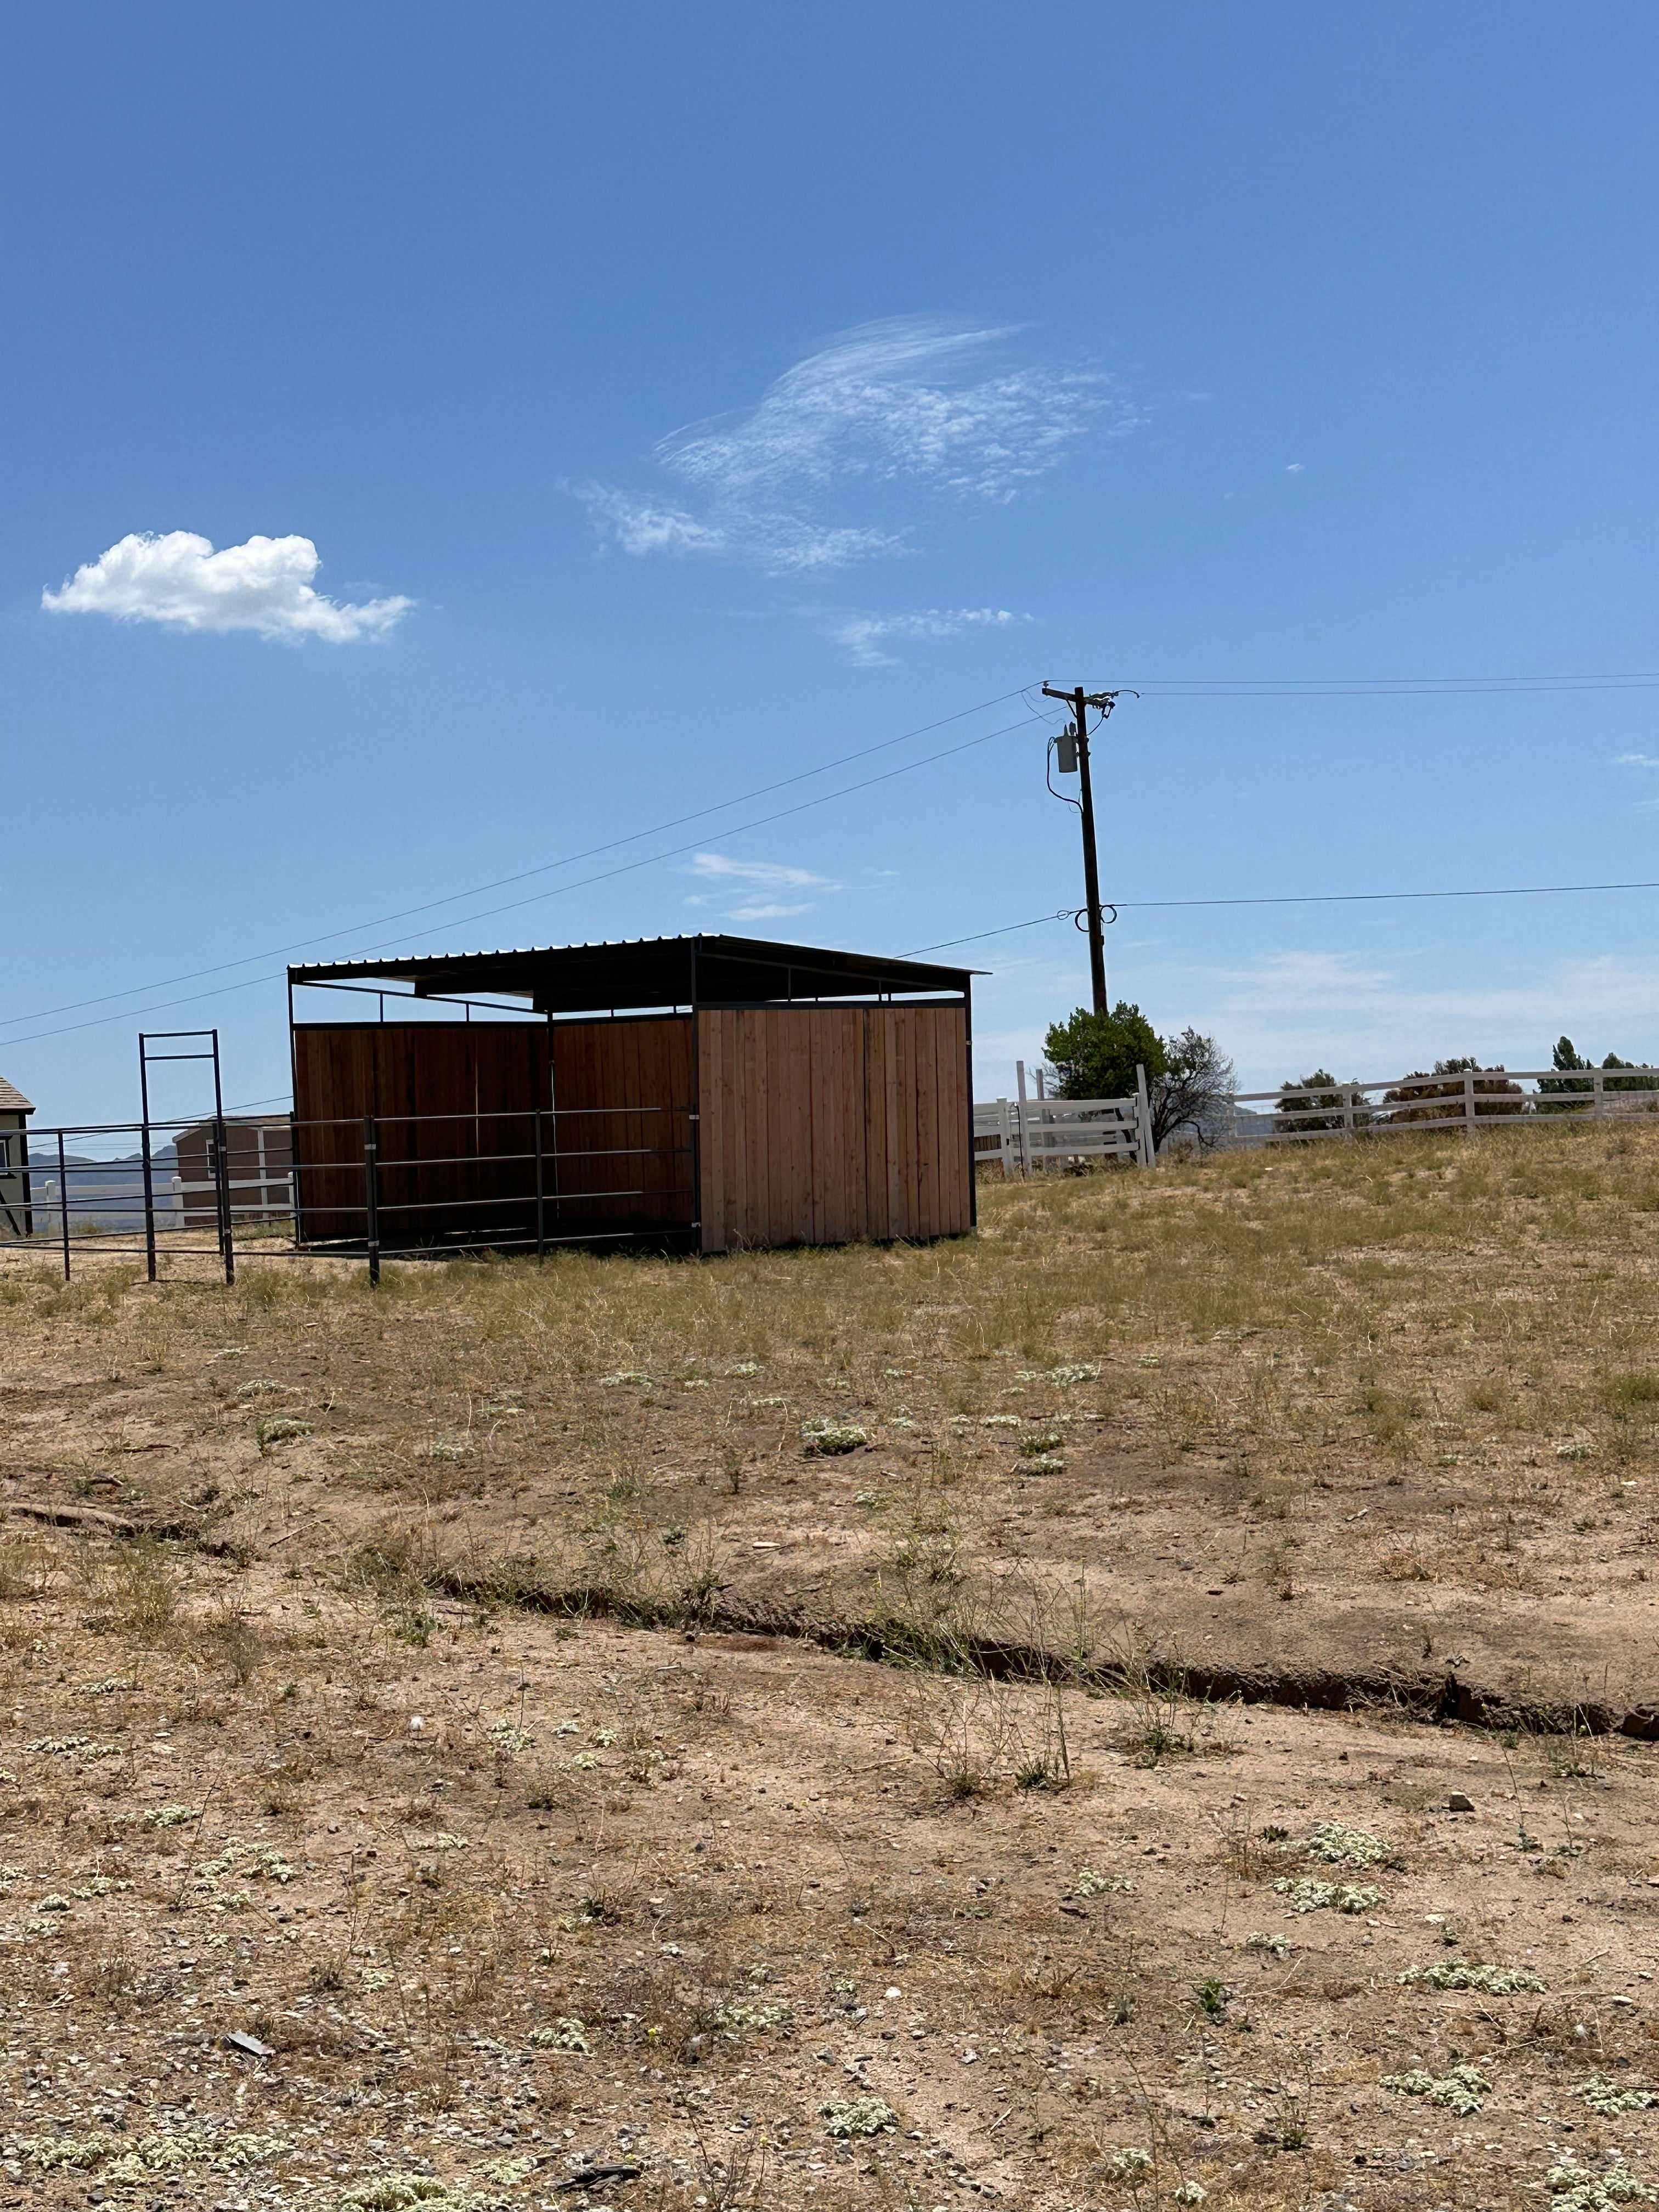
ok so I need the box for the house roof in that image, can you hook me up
[289,933,975,1017]
[0,1075,34,1115]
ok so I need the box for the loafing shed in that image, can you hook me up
[286,934,975,1255]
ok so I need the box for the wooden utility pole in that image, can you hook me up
[1042,682,1122,1015]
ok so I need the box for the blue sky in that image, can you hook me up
[5,2,1658,1124]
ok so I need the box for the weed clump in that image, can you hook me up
[820,2096,897,2137]
[1304,1820,1390,1866]
[801,1418,867,1454]
[1381,2062,1489,2114]
[528,2018,590,2052]
[1401,1958,1546,1993]
[1273,1877,1380,1915]
[1582,2075,1659,2115]
[1547,2159,1656,2209]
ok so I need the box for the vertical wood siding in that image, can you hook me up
[549,1016,695,1228]
[696,1005,969,1252]
[292,1023,550,1244]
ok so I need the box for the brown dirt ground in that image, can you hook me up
[4,1123,1659,2211]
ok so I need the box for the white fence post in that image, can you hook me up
[1015,1060,1032,1178]
[1594,1065,1605,1121]
[1463,1068,1476,1137]
[1134,1062,1154,1168]
[996,1098,1013,1178]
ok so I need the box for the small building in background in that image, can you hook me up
[175,1116,294,1228]
[0,1076,33,1239]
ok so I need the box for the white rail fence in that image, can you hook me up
[974,1062,1154,1176]
[977,1059,1659,1174]
[1227,1064,1659,1147]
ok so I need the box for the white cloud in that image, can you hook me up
[686,854,830,889]
[1613,752,1659,769]
[42,532,411,641]
[580,316,1139,573]
[682,853,838,926]
[1285,461,1306,473]
[832,606,1026,667]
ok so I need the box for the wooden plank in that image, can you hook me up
[846,1009,870,1239]
[731,1011,756,1247]
[761,1017,787,1248]
[782,1012,814,1243]
[881,1009,903,1240]
[941,1008,970,1232]
[696,1011,725,1252]
[914,1011,941,1238]
[814,1011,853,1244]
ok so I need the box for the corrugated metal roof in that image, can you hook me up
[0,1075,35,1115]
[287,932,977,1017]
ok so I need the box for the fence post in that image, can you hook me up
[1462,1069,1476,1138]
[1135,1063,1154,1168]
[56,1131,70,1282]
[533,1107,546,1259]
[1344,1085,1357,1140]
[363,1114,381,1288]
[212,1116,235,1285]
[140,1117,157,1283]
[1594,1065,1606,1121]
[287,1110,303,1245]
[1015,1060,1032,1178]
[996,1099,1013,1178]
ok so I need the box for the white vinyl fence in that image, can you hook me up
[1224,1063,1659,1148]
[974,1061,1154,1175]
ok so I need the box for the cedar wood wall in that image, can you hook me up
[290,1003,969,1250]
[290,1018,693,1240]
[695,1004,970,1252]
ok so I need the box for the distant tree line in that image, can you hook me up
[1275,1037,1656,1129]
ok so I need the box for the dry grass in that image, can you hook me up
[2,1124,1659,2207]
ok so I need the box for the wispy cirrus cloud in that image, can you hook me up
[42,531,411,641]
[832,606,1028,667]
[682,852,836,924]
[577,316,1138,573]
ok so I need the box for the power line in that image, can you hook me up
[0,685,1036,1035]
[904,874,1659,955]
[1046,674,1659,697]
[13,665,1654,1039]
[2,709,1048,1048]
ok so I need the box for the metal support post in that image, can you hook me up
[533,1108,546,1260]
[363,1115,381,1286]
[212,1118,235,1284]
[57,1131,71,1280]
[138,1039,157,1283]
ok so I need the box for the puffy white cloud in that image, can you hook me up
[42,531,411,640]
[581,316,1139,573]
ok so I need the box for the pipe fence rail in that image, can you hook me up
[0,1104,698,1286]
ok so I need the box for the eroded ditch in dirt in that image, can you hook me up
[426,1562,1659,1742]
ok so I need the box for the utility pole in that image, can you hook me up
[1042,682,1124,1015]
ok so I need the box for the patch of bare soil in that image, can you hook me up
[2,1124,1659,2208]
